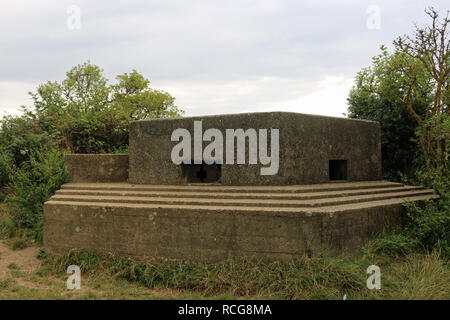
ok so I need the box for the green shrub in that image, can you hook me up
[0,146,13,191]
[347,47,429,181]
[5,147,68,242]
[10,238,28,250]
[0,112,54,167]
[0,216,16,239]
[32,62,183,154]
[403,200,450,257]
[366,197,449,258]
[0,112,55,193]
[365,232,419,257]
[414,165,449,200]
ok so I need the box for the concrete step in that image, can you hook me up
[313,194,440,213]
[50,188,435,208]
[44,193,440,214]
[55,186,423,200]
[60,181,403,193]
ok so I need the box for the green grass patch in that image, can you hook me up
[38,248,449,300]
[7,262,19,270]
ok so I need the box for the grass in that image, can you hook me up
[0,204,15,239]
[0,270,189,300]
[24,247,448,300]
[7,263,19,270]
[0,247,448,300]
[0,202,449,300]
[0,203,34,250]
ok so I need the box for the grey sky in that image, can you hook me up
[0,0,447,117]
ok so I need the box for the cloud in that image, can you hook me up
[158,74,354,117]
[0,0,447,117]
[0,81,37,116]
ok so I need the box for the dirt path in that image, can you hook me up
[0,240,184,299]
[0,241,40,278]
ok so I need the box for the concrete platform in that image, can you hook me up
[43,181,438,261]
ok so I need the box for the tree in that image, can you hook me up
[348,46,430,180]
[348,8,449,179]
[393,7,449,171]
[30,62,184,153]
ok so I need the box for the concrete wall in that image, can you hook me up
[43,202,404,261]
[129,112,382,185]
[66,154,129,183]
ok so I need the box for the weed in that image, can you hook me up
[39,248,450,300]
[7,262,19,270]
[11,238,28,250]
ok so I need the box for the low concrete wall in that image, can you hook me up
[43,202,404,261]
[66,154,128,183]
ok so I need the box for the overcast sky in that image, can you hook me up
[0,0,447,118]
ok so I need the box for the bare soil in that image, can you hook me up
[0,241,40,278]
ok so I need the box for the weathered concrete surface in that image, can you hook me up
[43,182,438,261]
[42,112,437,262]
[66,154,128,183]
[129,112,382,185]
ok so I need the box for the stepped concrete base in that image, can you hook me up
[43,181,438,261]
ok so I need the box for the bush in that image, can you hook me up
[32,62,183,154]
[366,197,449,259]
[347,47,429,181]
[365,232,419,257]
[0,112,56,192]
[414,165,449,200]
[0,146,13,198]
[10,239,27,250]
[403,200,450,257]
[0,215,16,239]
[5,147,67,242]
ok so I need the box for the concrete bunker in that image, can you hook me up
[43,112,438,261]
[129,112,382,185]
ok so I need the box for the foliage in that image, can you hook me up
[413,164,450,199]
[37,248,449,300]
[0,146,13,195]
[365,195,449,259]
[347,46,430,180]
[0,214,16,239]
[404,200,449,256]
[39,249,371,299]
[364,232,420,257]
[349,8,449,178]
[0,112,54,189]
[31,62,183,153]
[4,147,68,241]
[349,8,449,259]
[393,8,449,171]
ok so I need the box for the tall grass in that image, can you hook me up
[39,248,449,300]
